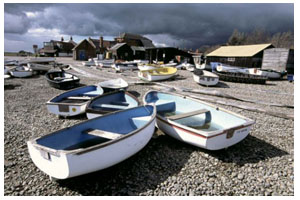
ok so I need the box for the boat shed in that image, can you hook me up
[206,43,274,68]
[109,43,134,61]
[145,47,193,64]
[72,37,116,61]
[262,48,294,73]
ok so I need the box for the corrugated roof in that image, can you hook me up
[206,43,273,57]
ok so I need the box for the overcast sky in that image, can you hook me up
[4,3,294,52]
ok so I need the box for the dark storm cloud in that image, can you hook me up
[4,3,294,49]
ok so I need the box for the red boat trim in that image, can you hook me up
[157,117,248,139]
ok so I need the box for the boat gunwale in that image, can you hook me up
[85,90,141,115]
[45,71,80,84]
[143,90,255,138]
[28,105,156,155]
[46,85,103,106]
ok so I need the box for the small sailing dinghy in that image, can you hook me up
[144,90,255,150]
[98,78,129,93]
[86,90,140,119]
[27,63,53,72]
[9,65,33,78]
[27,105,156,180]
[193,69,219,86]
[45,70,80,90]
[138,67,177,82]
[46,85,104,117]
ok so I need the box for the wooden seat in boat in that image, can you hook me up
[65,96,92,100]
[83,129,123,140]
[167,109,211,123]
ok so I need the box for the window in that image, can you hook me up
[228,57,235,62]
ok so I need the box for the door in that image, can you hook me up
[79,50,86,60]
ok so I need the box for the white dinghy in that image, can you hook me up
[98,78,129,93]
[10,65,33,78]
[27,105,156,180]
[144,90,255,150]
[193,69,219,86]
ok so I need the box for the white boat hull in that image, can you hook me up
[138,71,175,81]
[27,118,156,179]
[10,70,33,78]
[247,68,281,79]
[46,103,87,117]
[113,64,138,72]
[193,73,219,86]
[156,117,252,150]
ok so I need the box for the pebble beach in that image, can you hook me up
[4,57,294,196]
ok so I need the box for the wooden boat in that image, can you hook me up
[143,90,255,150]
[215,71,267,84]
[138,67,177,82]
[112,62,138,72]
[86,90,140,119]
[46,85,104,117]
[193,69,219,86]
[27,105,156,180]
[45,70,80,90]
[9,65,33,78]
[98,78,129,93]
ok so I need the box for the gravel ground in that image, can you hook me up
[4,57,294,196]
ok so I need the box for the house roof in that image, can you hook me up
[110,43,127,51]
[206,43,273,57]
[72,38,115,50]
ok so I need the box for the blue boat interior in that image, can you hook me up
[89,91,138,111]
[51,85,104,103]
[145,91,247,132]
[36,105,154,151]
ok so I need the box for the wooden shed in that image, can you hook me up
[206,43,274,68]
[109,43,134,61]
[145,47,193,64]
[262,48,294,73]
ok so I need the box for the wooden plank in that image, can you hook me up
[66,96,92,100]
[167,109,210,120]
[83,129,123,139]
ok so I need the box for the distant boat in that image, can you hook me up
[138,64,164,71]
[98,78,129,93]
[82,59,95,67]
[46,85,104,117]
[45,70,80,90]
[27,63,53,72]
[112,62,138,72]
[138,67,177,82]
[215,64,268,84]
[9,65,33,78]
[27,105,156,180]
[193,69,219,86]
[246,68,282,80]
[182,63,195,71]
[86,90,140,119]
[95,59,115,68]
[143,90,255,150]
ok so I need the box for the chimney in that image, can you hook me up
[61,37,64,42]
[70,36,73,41]
[100,36,104,48]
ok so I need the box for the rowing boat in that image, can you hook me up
[143,90,255,150]
[138,67,177,82]
[27,105,156,180]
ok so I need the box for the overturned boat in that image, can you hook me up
[144,90,255,150]
[193,69,219,86]
[27,105,156,180]
[46,85,104,117]
[9,65,33,78]
[98,78,128,93]
[86,90,140,119]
